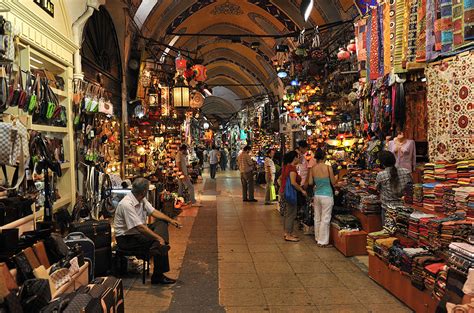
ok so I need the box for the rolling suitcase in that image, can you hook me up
[64,232,95,279]
[70,220,112,276]
[88,284,115,313]
[94,276,124,313]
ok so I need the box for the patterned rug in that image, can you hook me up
[426,51,474,161]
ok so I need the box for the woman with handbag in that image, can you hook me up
[279,151,307,242]
[308,148,337,247]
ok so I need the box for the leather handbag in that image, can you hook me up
[19,278,51,313]
[0,262,18,291]
[43,233,69,264]
[48,267,70,290]
[32,241,51,268]
[0,120,29,191]
[63,293,100,313]
[0,228,19,256]
[4,290,23,313]
[13,251,35,284]
[23,247,40,269]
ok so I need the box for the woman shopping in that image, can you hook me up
[279,151,307,242]
[376,150,412,224]
[308,148,337,247]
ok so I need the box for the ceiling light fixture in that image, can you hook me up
[277,68,288,78]
[301,0,314,22]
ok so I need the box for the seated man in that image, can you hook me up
[114,177,182,284]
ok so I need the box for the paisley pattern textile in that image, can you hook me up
[426,52,474,161]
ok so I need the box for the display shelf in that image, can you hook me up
[368,255,438,313]
[50,87,68,98]
[352,209,383,233]
[0,208,42,234]
[330,224,368,256]
[61,162,71,169]
[53,194,72,210]
[29,123,68,133]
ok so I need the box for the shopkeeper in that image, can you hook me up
[114,178,182,285]
[376,151,413,224]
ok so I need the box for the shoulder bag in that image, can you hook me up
[284,175,297,205]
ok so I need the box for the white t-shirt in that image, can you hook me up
[209,150,219,165]
[114,193,154,237]
[264,157,276,175]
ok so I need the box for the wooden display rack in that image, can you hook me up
[330,210,382,256]
[369,255,439,313]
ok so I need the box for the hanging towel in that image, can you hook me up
[377,5,385,76]
[440,0,453,53]
[383,2,392,74]
[435,0,443,51]
[407,0,419,62]
[416,0,428,61]
[366,13,372,78]
[369,8,380,80]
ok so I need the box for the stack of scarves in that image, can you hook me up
[383,204,399,234]
[453,186,474,217]
[390,245,429,275]
[408,211,436,240]
[367,230,391,256]
[414,184,424,206]
[411,254,443,290]
[427,215,465,251]
[424,163,436,182]
[456,160,474,185]
[440,220,474,248]
[424,262,446,292]
[332,214,362,230]
[433,266,448,300]
[360,194,381,214]
[422,183,439,211]
[396,206,414,236]
[374,237,399,262]
[404,182,414,205]
[448,242,474,274]
[443,187,458,214]
[418,217,432,247]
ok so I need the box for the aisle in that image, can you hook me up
[124,171,412,313]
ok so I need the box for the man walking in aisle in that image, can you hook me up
[209,145,220,179]
[176,144,202,207]
[238,145,257,202]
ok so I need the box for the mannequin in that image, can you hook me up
[388,129,416,172]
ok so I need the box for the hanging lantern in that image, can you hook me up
[337,48,351,60]
[190,91,204,109]
[172,85,190,108]
[347,39,357,53]
[192,64,207,82]
[175,53,187,74]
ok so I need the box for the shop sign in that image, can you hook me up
[34,0,55,17]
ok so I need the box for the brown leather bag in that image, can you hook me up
[0,262,18,291]
[33,241,51,268]
[23,246,41,269]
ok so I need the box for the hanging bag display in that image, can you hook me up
[0,66,9,113]
[0,119,29,190]
[98,92,113,116]
[27,74,40,114]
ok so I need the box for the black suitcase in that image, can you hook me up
[63,293,100,313]
[87,284,115,313]
[64,232,95,280]
[94,276,124,313]
[70,220,112,276]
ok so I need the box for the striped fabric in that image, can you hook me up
[407,0,419,62]
[394,0,407,72]
[440,0,453,53]
[383,2,392,74]
[416,0,428,61]
[426,0,441,60]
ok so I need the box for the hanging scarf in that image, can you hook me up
[452,0,464,48]
[434,0,443,51]
[465,0,474,41]
[377,5,385,76]
[440,0,453,53]
[407,0,419,62]
[355,18,368,62]
[383,2,392,74]
[369,8,380,80]
[416,0,427,61]
[401,0,410,67]
[394,0,407,73]
[426,0,440,60]
[390,0,398,69]
[366,13,372,78]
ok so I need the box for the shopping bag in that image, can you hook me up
[270,185,276,201]
[284,177,297,205]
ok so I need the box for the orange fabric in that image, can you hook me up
[383,2,392,74]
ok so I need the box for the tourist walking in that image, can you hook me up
[237,146,257,202]
[209,145,220,179]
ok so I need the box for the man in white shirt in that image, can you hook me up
[114,178,182,284]
[208,145,220,179]
[264,149,276,204]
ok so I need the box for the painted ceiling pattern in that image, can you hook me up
[135,0,357,115]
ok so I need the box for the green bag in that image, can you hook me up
[270,185,276,201]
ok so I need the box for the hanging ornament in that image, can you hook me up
[347,39,356,53]
[190,91,205,109]
[337,48,351,61]
[311,26,320,48]
[192,64,207,82]
[175,53,187,74]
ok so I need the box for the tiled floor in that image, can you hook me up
[123,171,413,313]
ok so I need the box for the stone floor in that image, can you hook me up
[123,171,413,313]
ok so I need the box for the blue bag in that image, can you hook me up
[284,176,297,205]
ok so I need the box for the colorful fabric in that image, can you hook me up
[390,0,398,68]
[440,0,454,52]
[426,51,474,161]
[377,5,385,75]
[407,0,419,62]
[465,0,474,40]
[355,18,368,62]
[394,0,407,73]
[427,0,440,60]
[405,82,428,141]
[452,0,465,48]
[367,13,372,78]
[401,0,411,66]
[370,8,380,80]
[416,0,428,61]
[435,0,443,50]
[383,2,392,74]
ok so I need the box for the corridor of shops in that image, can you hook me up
[123,171,411,313]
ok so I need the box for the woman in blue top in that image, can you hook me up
[308,148,337,247]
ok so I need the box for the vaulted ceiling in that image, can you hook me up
[132,0,358,118]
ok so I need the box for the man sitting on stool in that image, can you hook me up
[114,177,182,284]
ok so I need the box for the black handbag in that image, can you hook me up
[0,228,19,257]
[19,279,51,313]
[4,290,23,313]
[13,251,35,284]
[43,232,69,264]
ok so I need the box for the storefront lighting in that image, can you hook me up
[203,122,210,130]
[307,129,313,136]
[291,79,299,86]
[301,0,314,21]
[277,68,288,78]
[172,85,190,108]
